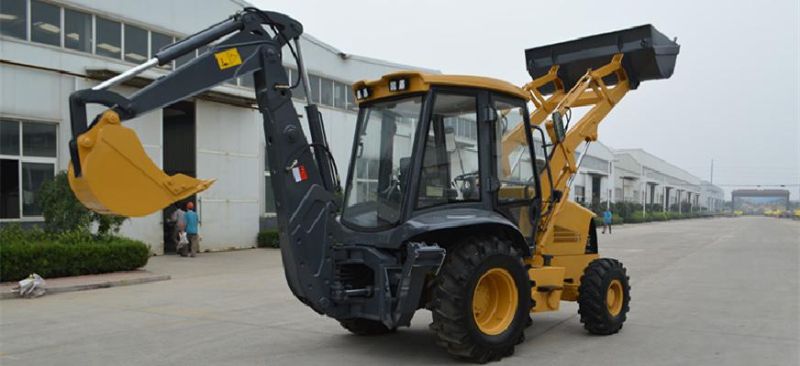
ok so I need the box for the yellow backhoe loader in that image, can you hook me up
[66,7,678,362]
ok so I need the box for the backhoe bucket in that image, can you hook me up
[68,110,214,217]
[526,24,679,94]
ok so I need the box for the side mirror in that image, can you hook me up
[551,111,566,142]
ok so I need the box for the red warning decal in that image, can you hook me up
[292,165,308,182]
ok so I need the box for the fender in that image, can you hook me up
[396,208,532,257]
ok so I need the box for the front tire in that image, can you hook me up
[577,258,630,335]
[431,236,531,363]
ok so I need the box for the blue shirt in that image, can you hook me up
[185,210,199,234]
[603,210,613,223]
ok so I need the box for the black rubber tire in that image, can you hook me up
[431,236,531,364]
[339,318,396,336]
[577,258,631,335]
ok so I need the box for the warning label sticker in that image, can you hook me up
[214,48,242,70]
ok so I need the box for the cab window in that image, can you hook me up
[417,93,480,209]
[494,96,537,203]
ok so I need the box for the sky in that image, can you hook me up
[252,0,800,199]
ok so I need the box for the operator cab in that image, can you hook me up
[341,72,544,236]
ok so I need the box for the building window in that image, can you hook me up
[30,0,60,46]
[0,0,27,40]
[0,159,20,218]
[21,162,52,216]
[320,77,333,106]
[64,8,91,52]
[124,24,147,63]
[1,119,20,155]
[346,86,356,111]
[0,119,57,219]
[309,75,321,103]
[150,31,173,69]
[95,16,121,59]
[333,81,346,109]
[23,122,57,157]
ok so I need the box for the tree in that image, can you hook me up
[37,171,127,235]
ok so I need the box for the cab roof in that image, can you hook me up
[352,71,529,104]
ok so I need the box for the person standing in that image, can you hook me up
[602,209,613,234]
[184,202,200,257]
[168,203,186,255]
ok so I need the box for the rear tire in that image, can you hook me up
[339,318,396,336]
[577,258,630,335]
[431,236,531,363]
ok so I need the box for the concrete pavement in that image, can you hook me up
[0,217,797,365]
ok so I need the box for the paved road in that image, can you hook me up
[1,217,798,365]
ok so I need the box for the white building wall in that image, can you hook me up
[0,0,435,253]
[195,101,261,250]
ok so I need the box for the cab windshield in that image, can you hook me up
[341,96,424,229]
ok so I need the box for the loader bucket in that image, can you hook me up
[526,24,679,94]
[68,110,214,217]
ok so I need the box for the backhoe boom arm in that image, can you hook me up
[66,8,339,314]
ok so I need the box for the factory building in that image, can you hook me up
[1,0,723,254]
[567,146,724,213]
[0,0,436,254]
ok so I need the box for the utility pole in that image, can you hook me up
[641,166,646,216]
[710,159,714,184]
[608,160,613,210]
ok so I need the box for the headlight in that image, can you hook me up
[388,78,408,92]
[356,87,370,100]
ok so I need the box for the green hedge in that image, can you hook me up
[626,211,648,223]
[593,216,624,226]
[590,208,714,226]
[257,231,280,248]
[0,226,150,282]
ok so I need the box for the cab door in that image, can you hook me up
[490,94,542,241]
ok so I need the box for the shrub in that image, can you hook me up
[257,231,280,248]
[0,235,150,282]
[626,211,649,223]
[647,212,669,221]
[37,171,127,235]
[666,212,684,220]
[593,215,624,226]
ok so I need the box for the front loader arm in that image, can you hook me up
[67,8,340,315]
[525,55,630,248]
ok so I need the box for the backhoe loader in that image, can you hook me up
[66,8,678,363]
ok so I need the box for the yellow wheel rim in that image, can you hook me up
[472,268,518,335]
[606,279,624,316]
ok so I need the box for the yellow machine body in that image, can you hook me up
[67,110,214,217]
[356,55,632,314]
